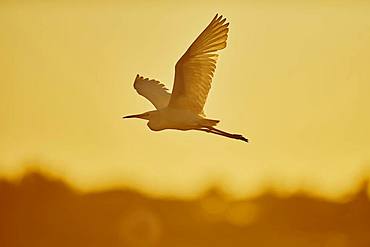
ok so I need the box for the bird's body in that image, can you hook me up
[124,14,248,142]
[129,107,219,131]
[145,108,208,131]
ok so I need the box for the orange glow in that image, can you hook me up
[1,1,370,200]
[1,171,370,246]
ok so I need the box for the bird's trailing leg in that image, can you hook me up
[198,126,248,142]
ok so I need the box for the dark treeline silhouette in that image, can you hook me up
[1,171,369,247]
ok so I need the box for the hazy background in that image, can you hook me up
[1,0,370,199]
[1,171,370,247]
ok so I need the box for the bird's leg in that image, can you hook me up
[198,127,248,142]
[211,127,248,142]
[208,126,245,138]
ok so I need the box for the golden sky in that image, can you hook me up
[1,0,370,199]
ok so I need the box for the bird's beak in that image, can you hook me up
[122,114,144,119]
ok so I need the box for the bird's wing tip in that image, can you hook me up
[213,14,228,24]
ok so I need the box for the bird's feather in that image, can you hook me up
[169,14,229,115]
[134,74,171,109]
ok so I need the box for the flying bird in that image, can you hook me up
[123,14,248,142]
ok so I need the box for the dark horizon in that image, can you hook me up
[1,170,370,247]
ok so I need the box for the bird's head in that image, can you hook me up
[122,110,157,121]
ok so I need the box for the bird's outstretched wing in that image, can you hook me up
[133,74,171,109]
[169,14,229,115]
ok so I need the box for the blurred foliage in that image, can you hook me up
[1,171,370,247]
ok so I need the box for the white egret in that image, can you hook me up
[123,14,248,142]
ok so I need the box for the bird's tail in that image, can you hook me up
[200,118,220,127]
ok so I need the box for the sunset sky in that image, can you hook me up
[1,0,370,199]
